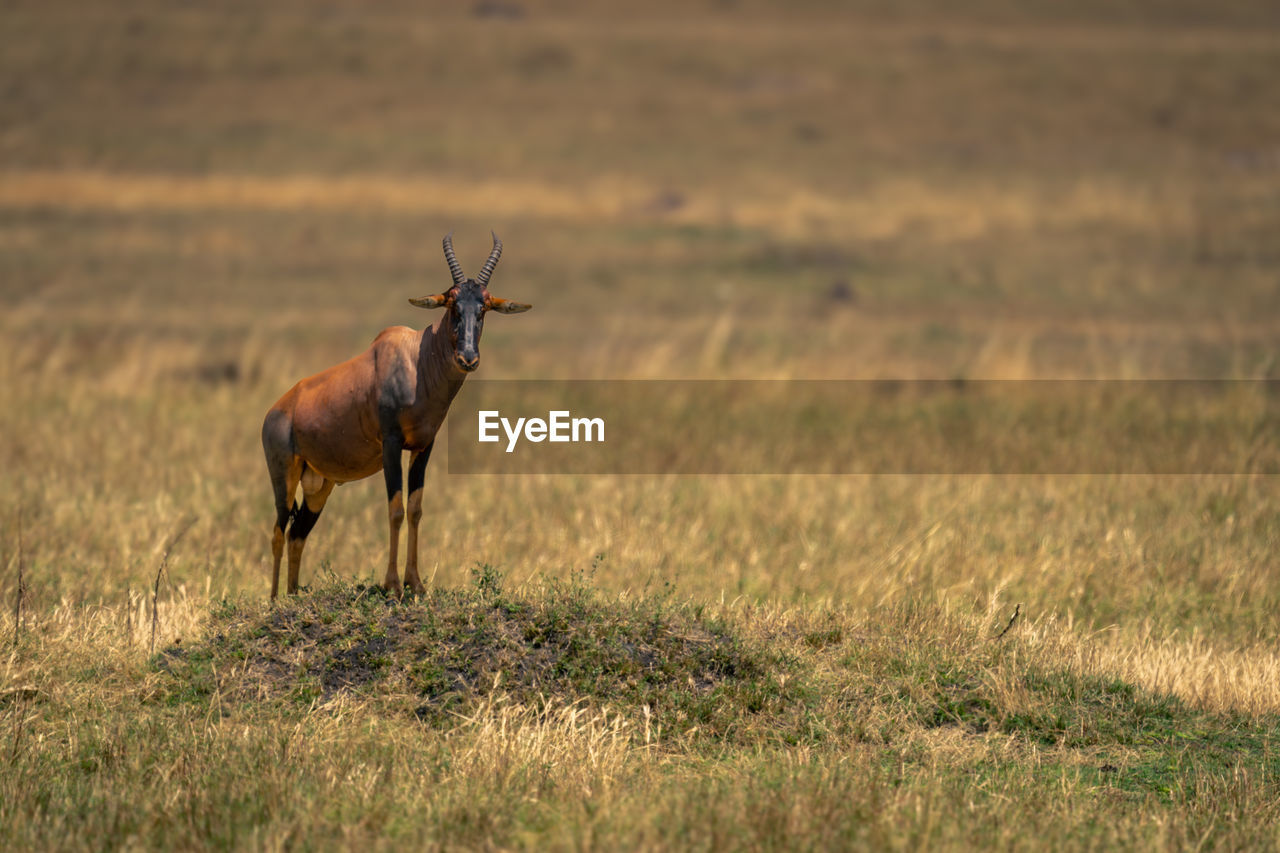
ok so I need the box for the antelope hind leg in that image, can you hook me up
[403,444,433,596]
[262,409,303,600]
[287,465,334,594]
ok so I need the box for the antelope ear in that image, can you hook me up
[487,297,532,314]
[409,294,450,309]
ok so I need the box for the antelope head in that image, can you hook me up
[410,231,532,372]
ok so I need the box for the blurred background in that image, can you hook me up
[4,0,1279,382]
[1,1,1277,626]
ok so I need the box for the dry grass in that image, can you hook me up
[0,169,1204,243]
[5,585,1280,850]
[1085,629,1280,716]
[2,0,1280,847]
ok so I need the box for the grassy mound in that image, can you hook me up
[161,568,805,739]
[161,571,1280,796]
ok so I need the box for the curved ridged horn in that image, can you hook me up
[475,231,503,287]
[442,232,466,286]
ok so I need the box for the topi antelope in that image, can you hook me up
[261,232,530,598]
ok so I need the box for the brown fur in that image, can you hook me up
[262,315,467,597]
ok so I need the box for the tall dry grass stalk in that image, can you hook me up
[9,510,23,649]
[149,517,197,656]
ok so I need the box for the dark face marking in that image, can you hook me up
[448,279,489,372]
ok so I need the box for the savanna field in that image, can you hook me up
[2,1,1279,849]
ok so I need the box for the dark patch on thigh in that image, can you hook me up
[288,502,323,541]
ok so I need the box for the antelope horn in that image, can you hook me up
[475,231,503,287]
[442,232,466,286]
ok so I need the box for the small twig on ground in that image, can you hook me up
[150,516,197,656]
[12,509,25,649]
[993,604,1021,641]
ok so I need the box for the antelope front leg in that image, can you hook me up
[381,434,405,595]
[403,443,434,595]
